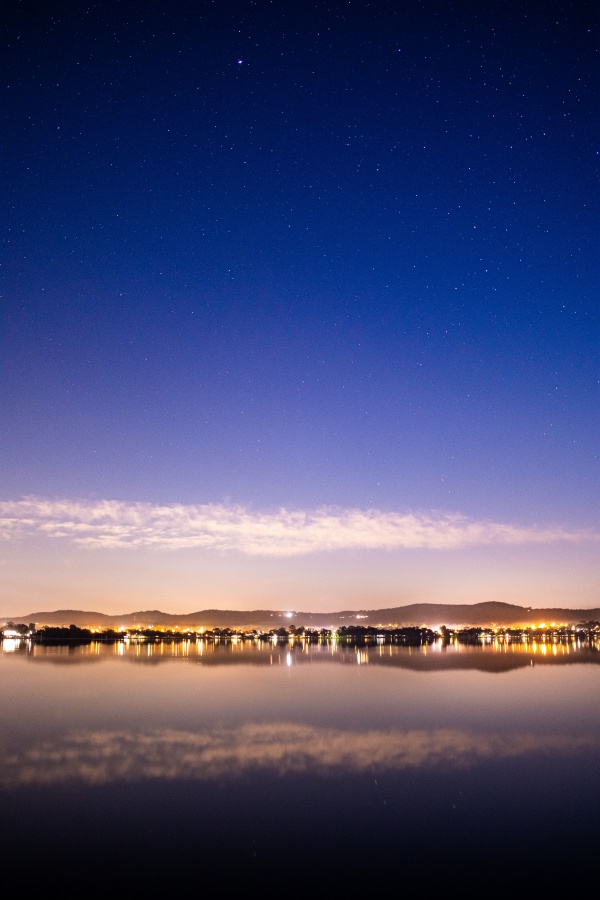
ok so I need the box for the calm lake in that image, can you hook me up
[1,636,598,889]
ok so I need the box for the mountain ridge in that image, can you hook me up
[4,601,599,629]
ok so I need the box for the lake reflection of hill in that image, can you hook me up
[367,644,600,673]
[8,638,598,672]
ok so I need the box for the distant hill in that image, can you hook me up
[4,601,599,629]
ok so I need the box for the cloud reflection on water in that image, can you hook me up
[2,724,597,788]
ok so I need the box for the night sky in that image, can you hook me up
[2,1,598,616]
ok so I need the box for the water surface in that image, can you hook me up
[1,638,598,887]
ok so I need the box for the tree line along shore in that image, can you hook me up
[2,622,599,646]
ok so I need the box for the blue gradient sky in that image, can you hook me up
[2,1,598,615]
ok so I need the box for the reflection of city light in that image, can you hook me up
[286,652,292,668]
[2,639,18,652]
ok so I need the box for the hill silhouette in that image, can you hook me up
[5,601,599,629]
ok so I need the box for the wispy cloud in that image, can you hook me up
[0,497,596,556]
[2,724,596,787]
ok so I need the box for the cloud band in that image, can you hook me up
[0,497,596,555]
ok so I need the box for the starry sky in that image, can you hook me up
[2,0,598,616]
